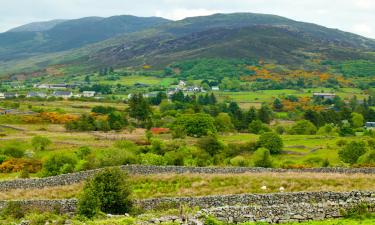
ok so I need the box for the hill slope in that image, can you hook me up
[1,13,375,77]
[0,15,170,61]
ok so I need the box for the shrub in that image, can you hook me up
[275,125,286,135]
[289,120,317,135]
[258,132,283,154]
[75,146,92,160]
[358,150,375,165]
[230,156,249,167]
[197,136,224,156]
[0,158,42,173]
[140,153,166,166]
[338,141,367,164]
[1,202,24,219]
[2,142,25,158]
[42,153,78,177]
[248,120,270,134]
[174,113,216,137]
[78,168,132,218]
[253,148,273,168]
[31,136,52,151]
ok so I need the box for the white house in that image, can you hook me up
[178,80,186,87]
[53,91,73,99]
[313,93,336,100]
[0,93,4,99]
[82,91,96,97]
[27,92,47,98]
[211,86,220,91]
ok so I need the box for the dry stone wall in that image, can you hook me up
[0,191,374,224]
[0,165,375,191]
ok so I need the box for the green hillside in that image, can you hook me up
[0,13,375,77]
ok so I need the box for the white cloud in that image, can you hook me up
[353,24,374,37]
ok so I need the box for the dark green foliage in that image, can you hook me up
[42,153,78,176]
[1,202,24,219]
[273,98,283,111]
[258,132,283,154]
[258,104,273,124]
[338,141,367,164]
[197,136,224,156]
[91,106,117,114]
[128,93,152,122]
[253,148,273,168]
[334,60,375,77]
[31,135,52,151]
[248,120,271,134]
[78,167,132,218]
[1,142,25,158]
[174,113,217,137]
[289,120,317,135]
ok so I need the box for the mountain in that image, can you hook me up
[7,19,68,32]
[0,13,375,77]
[0,15,170,60]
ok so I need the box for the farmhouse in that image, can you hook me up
[82,91,96,97]
[0,93,4,99]
[53,91,73,99]
[4,93,19,99]
[211,86,220,91]
[27,92,47,98]
[365,122,375,129]
[313,93,336,100]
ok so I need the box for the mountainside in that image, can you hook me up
[7,19,67,32]
[1,13,375,77]
[0,15,170,60]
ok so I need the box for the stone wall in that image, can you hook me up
[0,191,374,223]
[0,165,375,191]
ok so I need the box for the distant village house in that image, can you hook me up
[53,91,73,99]
[313,93,336,100]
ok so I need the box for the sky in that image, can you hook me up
[0,0,375,38]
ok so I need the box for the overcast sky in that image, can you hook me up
[1,0,375,38]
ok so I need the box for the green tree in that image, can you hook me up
[258,132,283,154]
[338,141,367,164]
[253,148,273,168]
[78,168,132,218]
[258,104,273,124]
[174,113,216,137]
[42,153,77,176]
[273,98,283,111]
[289,120,317,135]
[351,112,364,128]
[128,93,152,122]
[248,120,270,134]
[197,135,224,156]
[31,136,52,151]
[215,113,234,133]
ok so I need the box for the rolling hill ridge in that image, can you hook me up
[1,13,375,77]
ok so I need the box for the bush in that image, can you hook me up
[230,156,249,167]
[31,136,52,151]
[258,132,283,154]
[2,142,25,158]
[1,202,24,219]
[77,167,133,218]
[248,120,270,134]
[174,113,216,137]
[358,150,375,165]
[197,136,224,156]
[42,154,78,176]
[253,148,273,168]
[289,120,317,135]
[140,153,166,165]
[338,141,367,164]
